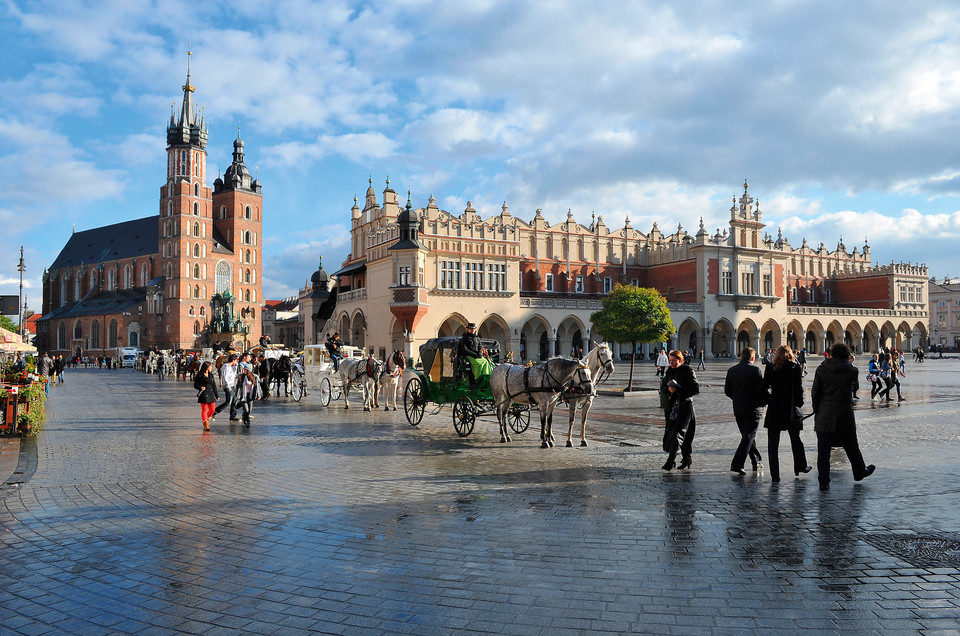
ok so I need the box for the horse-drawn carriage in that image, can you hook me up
[402,337,531,437]
[294,344,366,406]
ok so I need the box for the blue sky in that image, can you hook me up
[3,0,960,315]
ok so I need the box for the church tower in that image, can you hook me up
[158,52,213,349]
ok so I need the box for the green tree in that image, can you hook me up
[0,315,17,333]
[591,284,675,391]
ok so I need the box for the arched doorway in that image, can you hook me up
[737,330,750,355]
[539,332,549,361]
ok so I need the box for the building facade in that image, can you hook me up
[37,60,263,356]
[928,278,960,351]
[327,179,928,363]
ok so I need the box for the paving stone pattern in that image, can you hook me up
[1,359,959,634]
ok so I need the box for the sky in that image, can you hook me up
[3,0,960,317]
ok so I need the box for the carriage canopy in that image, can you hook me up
[419,337,501,383]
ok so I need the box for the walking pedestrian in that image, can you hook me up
[660,350,699,470]
[655,348,668,377]
[867,354,884,400]
[890,350,905,401]
[797,348,807,375]
[876,353,893,401]
[193,361,219,432]
[37,352,53,397]
[812,343,876,491]
[724,347,766,474]
[215,354,240,421]
[55,355,65,383]
[696,348,706,371]
[237,351,257,427]
[156,352,165,380]
[763,345,812,482]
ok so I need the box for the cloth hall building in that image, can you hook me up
[36,63,264,356]
[325,180,928,363]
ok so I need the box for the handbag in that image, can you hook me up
[790,365,804,427]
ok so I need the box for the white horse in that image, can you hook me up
[337,356,383,411]
[379,350,405,411]
[564,343,616,447]
[490,358,593,448]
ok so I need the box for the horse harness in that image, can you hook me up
[386,352,405,378]
[503,362,592,405]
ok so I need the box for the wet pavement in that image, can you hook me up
[2,357,959,634]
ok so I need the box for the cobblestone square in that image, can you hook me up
[2,358,959,634]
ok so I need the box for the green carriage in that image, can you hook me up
[403,337,530,437]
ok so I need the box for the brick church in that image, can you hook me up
[36,58,264,356]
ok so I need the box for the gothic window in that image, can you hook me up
[167,201,173,216]
[245,249,251,264]
[108,319,118,348]
[140,264,148,286]
[193,243,200,257]
[59,277,66,307]
[90,271,96,290]
[215,261,230,294]
[193,202,199,216]
[199,306,205,317]
[244,289,250,302]
[124,266,131,289]
[73,320,82,340]
[74,275,81,300]
[57,322,66,349]
[189,306,195,316]
[194,285,200,298]
[107,270,115,292]
[194,183,199,197]
[244,230,251,245]
[179,150,187,176]
[245,205,252,220]
[91,320,100,348]
[244,269,251,284]
[194,321,201,336]
[165,263,173,279]
[220,205,226,219]
[193,264,200,279]
[193,221,200,237]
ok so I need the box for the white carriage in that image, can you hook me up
[291,344,365,405]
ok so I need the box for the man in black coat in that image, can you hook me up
[457,322,487,388]
[724,347,766,474]
[812,343,875,491]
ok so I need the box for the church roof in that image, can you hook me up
[50,216,158,270]
[38,287,146,322]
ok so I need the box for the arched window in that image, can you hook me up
[244,230,251,245]
[194,182,199,197]
[193,243,200,257]
[91,320,100,348]
[74,275,81,300]
[189,306,195,316]
[245,249,251,264]
[165,263,173,279]
[90,271,97,290]
[124,265,131,288]
[194,321,201,337]
[244,269,251,284]
[57,322,66,349]
[194,285,200,298]
[215,261,230,294]
[108,319,118,348]
[244,289,250,302]
[245,205,252,220]
[108,269,115,291]
[193,202,199,216]
[193,264,200,279]
[220,205,226,219]
[74,320,83,340]
[193,221,200,236]
[140,264,149,286]
[167,201,173,216]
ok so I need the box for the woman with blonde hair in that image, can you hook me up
[763,345,812,482]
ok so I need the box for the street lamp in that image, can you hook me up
[17,246,25,338]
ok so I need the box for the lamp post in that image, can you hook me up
[17,246,25,338]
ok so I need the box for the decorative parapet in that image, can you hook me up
[787,306,927,319]
[337,288,367,303]
[520,297,603,310]
[831,262,928,280]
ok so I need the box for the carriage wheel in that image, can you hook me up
[319,376,333,407]
[507,404,530,434]
[331,383,343,401]
[452,396,476,437]
[404,376,426,426]
[290,370,304,402]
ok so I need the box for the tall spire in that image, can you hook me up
[180,50,195,127]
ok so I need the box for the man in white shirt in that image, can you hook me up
[215,353,240,421]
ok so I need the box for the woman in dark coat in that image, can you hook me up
[763,345,811,482]
[812,343,875,490]
[660,350,700,470]
[194,361,219,432]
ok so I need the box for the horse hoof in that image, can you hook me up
[566,441,573,448]
[384,407,389,411]
[581,440,588,447]
[393,407,398,411]
[541,442,549,449]
[500,438,507,443]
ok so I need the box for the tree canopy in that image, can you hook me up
[0,315,17,333]
[591,284,675,347]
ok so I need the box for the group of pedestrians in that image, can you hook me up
[193,350,260,431]
[866,349,906,402]
[667,343,876,491]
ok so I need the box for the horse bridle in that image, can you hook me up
[387,352,405,377]
[563,364,595,400]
